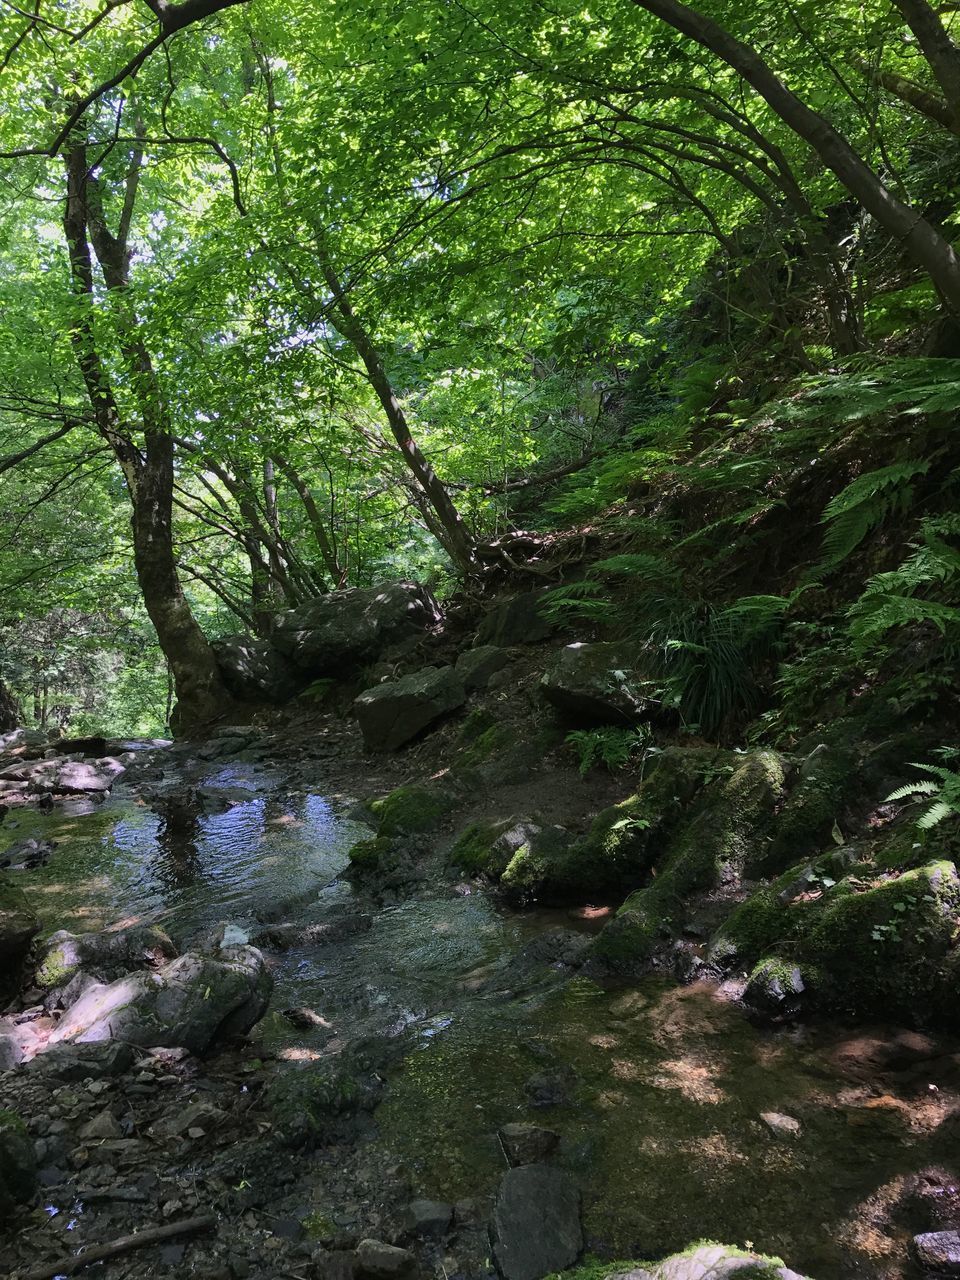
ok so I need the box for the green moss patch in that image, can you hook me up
[369,783,458,837]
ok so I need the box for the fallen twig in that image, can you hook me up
[17,1213,217,1279]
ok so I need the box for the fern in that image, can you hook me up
[848,514,960,647]
[820,460,929,566]
[565,726,651,775]
[886,755,960,829]
[776,358,960,424]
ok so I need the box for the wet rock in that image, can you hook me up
[36,922,177,989]
[405,1198,453,1237]
[252,915,372,951]
[274,582,440,675]
[914,1231,960,1274]
[0,837,55,869]
[612,1243,807,1279]
[498,1123,559,1166]
[48,735,108,757]
[0,755,127,794]
[0,1108,36,1217]
[356,1240,418,1279]
[355,666,466,752]
[455,645,509,692]
[491,1164,582,1280]
[761,1111,802,1139]
[26,1040,132,1081]
[476,591,552,647]
[743,959,806,1023]
[540,642,653,725]
[47,945,272,1053]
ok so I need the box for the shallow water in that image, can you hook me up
[4,757,958,1278]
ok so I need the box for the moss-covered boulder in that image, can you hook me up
[448,819,518,876]
[602,1240,811,1279]
[588,752,788,972]
[805,859,960,1018]
[347,837,396,872]
[36,923,177,990]
[714,856,960,1021]
[748,743,854,878]
[0,1109,36,1218]
[265,1063,376,1147]
[369,782,459,838]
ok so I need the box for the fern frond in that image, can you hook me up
[919,800,955,829]
[820,460,929,566]
[885,780,939,801]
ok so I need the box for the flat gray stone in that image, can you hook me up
[354,666,465,751]
[492,1164,581,1280]
[915,1231,960,1274]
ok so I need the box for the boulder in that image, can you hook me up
[0,1109,36,1218]
[743,959,807,1024]
[47,945,272,1054]
[273,582,440,674]
[0,755,125,793]
[612,1244,808,1280]
[540,642,653,725]
[36,923,178,990]
[354,666,465,751]
[476,591,552,647]
[455,645,509,692]
[213,635,301,703]
[492,1164,582,1280]
[0,1031,23,1072]
[914,1231,960,1275]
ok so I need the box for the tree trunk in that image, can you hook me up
[319,260,478,574]
[890,0,960,126]
[62,139,230,734]
[631,0,960,311]
[273,455,344,584]
[0,679,19,732]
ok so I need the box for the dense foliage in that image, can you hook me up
[1,0,959,735]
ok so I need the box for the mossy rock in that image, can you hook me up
[535,747,719,900]
[751,744,854,877]
[0,1109,36,1218]
[369,783,459,837]
[265,1066,364,1148]
[347,837,396,871]
[572,1240,811,1279]
[716,858,960,1021]
[448,819,516,875]
[458,707,498,745]
[805,859,960,1018]
[587,900,662,973]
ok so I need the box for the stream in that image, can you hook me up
[3,746,959,1279]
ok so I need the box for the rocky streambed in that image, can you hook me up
[1,724,959,1280]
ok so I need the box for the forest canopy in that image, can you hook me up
[1,0,959,734]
